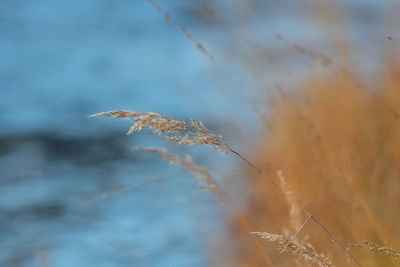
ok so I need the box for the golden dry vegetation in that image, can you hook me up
[229,59,400,267]
[91,2,400,265]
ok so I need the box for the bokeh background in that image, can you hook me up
[1,0,399,266]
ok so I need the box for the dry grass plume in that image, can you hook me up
[229,60,400,266]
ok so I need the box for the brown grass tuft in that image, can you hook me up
[229,61,400,266]
[91,110,363,266]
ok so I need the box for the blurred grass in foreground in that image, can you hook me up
[228,57,400,266]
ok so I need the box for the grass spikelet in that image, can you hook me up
[347,241,400,259]
[133,147,274,263]
[232,61,400,266]
[145,0,215,63]
[251,232,335,267]
[86,178,162,204]
[277,171,303,234]
[133,147,227,203]
[91,110,231,154]
[92,110,362,266]
[274,34,399,119]
[274,34,335,69]
[89,110,142,119]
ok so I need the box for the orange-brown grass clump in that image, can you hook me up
[229,61,400,266]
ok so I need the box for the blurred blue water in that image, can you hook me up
[0,1,234,266]
[0,0,392,266]
[1,1,206,134]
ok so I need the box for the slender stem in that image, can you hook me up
[228,148,263,174]
[234,209,273,266]
[273,215,312,264]
[311,216,363,267]
[228,147,364,267]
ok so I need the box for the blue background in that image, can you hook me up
[0,0,395,266]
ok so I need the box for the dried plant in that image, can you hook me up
[90,110,262,172]
[86,178,163,204]
[133,147,227,203]
[274,34,336,70]
[132,146,275,264]
[274,34,399,119]
[145,0,215,63]
[231,60,400,266]
[90,110,230,153]
[274,33,361,87]
[85,3,400,267]
[251,232,335,267]
[277,171,303,235]
[91,110,363,266]
[347,241,400,260]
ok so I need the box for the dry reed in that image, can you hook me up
[229,61,400,266]
[251,232,335,267]
[90,111,230,154]
[277,171,303,235]
[90,111,276,264]
[145,0,215,63]
[87,2,400,266]
[91,110,363,266]
[274,34,399,119]
[90,110,262,172]
[131,147,274,264]
[347,241,400,260]
[132,147,227,203]
[86,178,163,204]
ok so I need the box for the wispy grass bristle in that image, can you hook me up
[91,110,231,154]
[251,232,335,267]
[145,0,215,63]
[86,178,162,204]
[91,110,362,266]
[347,241,400,259]
[277,171,303,235]
[133,147,227,203]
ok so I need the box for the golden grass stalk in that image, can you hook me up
[274,34,337,70]
[251,232,335,267]
[91,110,362,266]
[133,148,273,264]
[90,110,231,154]
[347,241,400,260]
[274,34,399,119]
[232,60,400,266]
[277,171,303,235]
[90,111,274,263]
[133,147,227,203]
[91,110,263,172]
[145,0,215,63]
[86,178,163,204]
